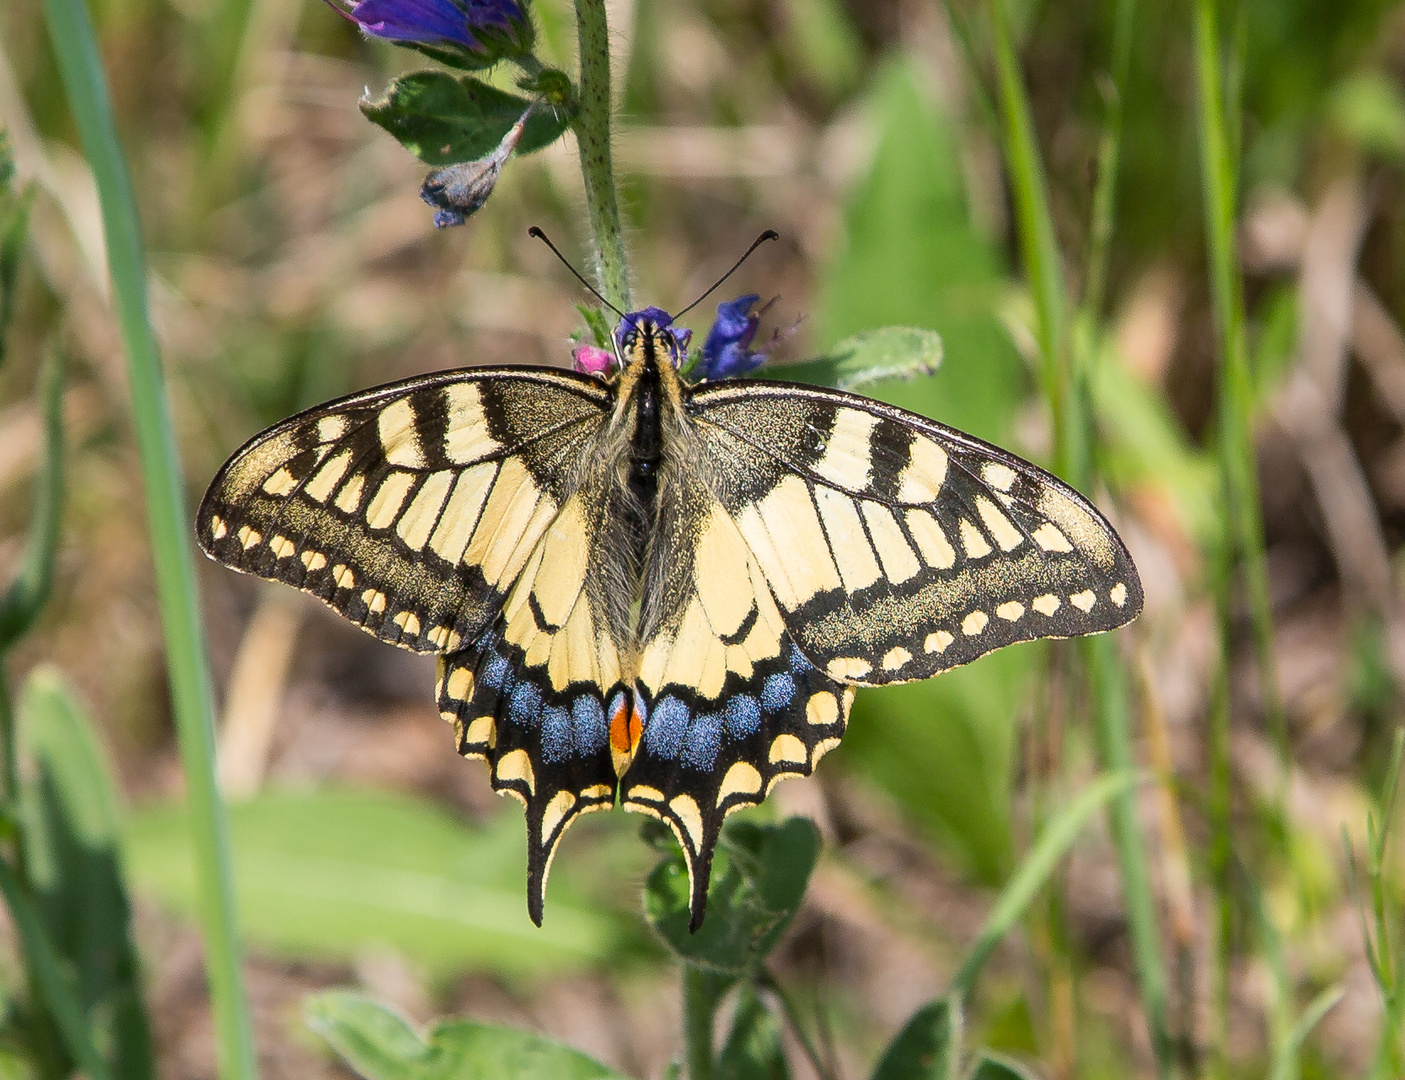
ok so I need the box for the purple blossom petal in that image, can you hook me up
[349,0,474,44]
[343,0,523,49]
[698,294,765,380]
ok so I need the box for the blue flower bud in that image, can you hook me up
[419,104,530,227]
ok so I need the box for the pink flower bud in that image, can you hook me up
[572,344,615,378]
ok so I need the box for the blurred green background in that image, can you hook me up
[3,0,1405,1076]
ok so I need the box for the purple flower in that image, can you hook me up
[335,0,527,53]
[698,294,767,380]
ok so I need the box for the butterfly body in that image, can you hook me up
[199,307,1142,929]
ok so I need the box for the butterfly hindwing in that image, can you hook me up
[435,487,626,924]
[198,368,611,654]
[621,469,853,929]
[688,380,1144,685]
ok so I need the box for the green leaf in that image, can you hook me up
[871,998,961,1080]
[361,71,573,167]
[305,991,628,1080]
[967,1053,1041,1080]
[123,788,622,978]
[771,327,942,392]
[717,986,789,1080]
[17,666,155,1080]
[644,818,818,976]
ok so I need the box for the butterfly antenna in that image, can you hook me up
[528,226,626,319]
[673,229,780,320]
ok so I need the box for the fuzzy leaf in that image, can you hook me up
[872,999,960,1080]
[772,327,942,392]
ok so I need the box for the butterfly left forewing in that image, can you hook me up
[199,368,611,654]
[688,380,1143,685]
[622,470,852,930]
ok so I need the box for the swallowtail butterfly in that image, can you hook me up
[198,303,1142,929]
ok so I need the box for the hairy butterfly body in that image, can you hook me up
[198,307,1142,929]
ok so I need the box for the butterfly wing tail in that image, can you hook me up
[436,633,617,926]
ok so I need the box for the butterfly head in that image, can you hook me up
[615,307,693,370]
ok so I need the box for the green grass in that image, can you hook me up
[38,0,256,1076]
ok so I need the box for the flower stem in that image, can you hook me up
[571,0,631,311]
[682,966,725,1080]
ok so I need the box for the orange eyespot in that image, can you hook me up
[609,693,643,754]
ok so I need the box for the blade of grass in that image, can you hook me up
[1079,0,1135,328]
[1083,636,1173,1072]
[38,4,257,1079]
[1193,2,1280,1072]
[1193,0,1282,755]
[985,2,1171,1073]
[949,770,1141,999]
[986,0,1075,479]
[1269,986,1344,1080]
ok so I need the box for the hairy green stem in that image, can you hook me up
[40,1,257,1077]
[572,0,631,311]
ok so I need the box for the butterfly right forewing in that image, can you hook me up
[688,380,1143,686]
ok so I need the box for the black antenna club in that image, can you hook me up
[528,226,626,319]
[673,230,780,320]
